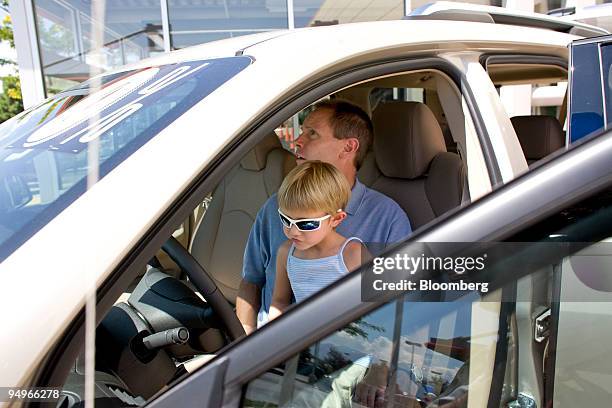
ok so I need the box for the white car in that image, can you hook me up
[0,10,610,408]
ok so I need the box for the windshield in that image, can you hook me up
[0,56,251,261]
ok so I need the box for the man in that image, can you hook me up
[237,100,411,334]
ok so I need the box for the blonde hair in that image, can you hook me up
[278,161,351,215]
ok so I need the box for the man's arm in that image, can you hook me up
[236,280,261,335]
[237,196,275,334]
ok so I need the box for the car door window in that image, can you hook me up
[568,39,612,143]
[244,297,477,408]
[242,185,612,408]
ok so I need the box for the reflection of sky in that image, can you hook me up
[316,298,487,387]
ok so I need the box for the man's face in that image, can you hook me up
[295,109,345,168]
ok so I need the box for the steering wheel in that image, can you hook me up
[162,236,246,341]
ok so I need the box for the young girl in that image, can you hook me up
[269,160,369,320]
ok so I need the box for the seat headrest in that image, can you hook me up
[511,116,564,161]
[372,102,446,179]
[240,133,284,171]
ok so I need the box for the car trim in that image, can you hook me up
[487,293,516,406]
[567,39,575,147]
[569,34,612,46]
[459,68,503,185]
[409,1,609,36]
[33,55,497,393]
[479,54,568,71]
[545,262,563,403]
[597,44,609,128]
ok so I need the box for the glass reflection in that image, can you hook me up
[34,0,164,95]
[168,0,288,49]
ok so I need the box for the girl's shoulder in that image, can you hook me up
[342,238,370,272]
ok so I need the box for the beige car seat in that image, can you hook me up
[189,133,296,303]
[358,101,465,230]
[511,115,565,166]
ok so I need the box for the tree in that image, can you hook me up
[0,74,21,121]
[0,0,24,123]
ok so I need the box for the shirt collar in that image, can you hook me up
[345,178,366,216]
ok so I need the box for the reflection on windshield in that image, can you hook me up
[0,56,252,261]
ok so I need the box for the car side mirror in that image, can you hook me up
[0,174,33,211]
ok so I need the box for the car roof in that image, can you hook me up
[410,1,609,36]
[101,19,578,79]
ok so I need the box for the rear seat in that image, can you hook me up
[511,115,565,166]
[358,101,465,230]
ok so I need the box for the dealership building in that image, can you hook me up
[9,0,609,109]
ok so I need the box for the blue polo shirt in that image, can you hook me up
[242,179,412,326]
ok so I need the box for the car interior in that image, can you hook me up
[55,67,476,406]
[56,64,570,407]
[486,61,569,167]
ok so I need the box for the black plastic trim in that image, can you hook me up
[487,288,516,407]
[479,54,568,71]
[545,262,562,404]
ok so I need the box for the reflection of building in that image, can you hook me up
[9,0,609,108]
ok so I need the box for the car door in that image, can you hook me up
[145,125,612,407]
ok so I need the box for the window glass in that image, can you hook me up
[0,57,251,262]
[569,43,605,143]
[370,88,425,110]
[293,0,404,27]
[167,0,288,50]
[244,184,612,408]
[244,298,477,408]
[34,0,165,94]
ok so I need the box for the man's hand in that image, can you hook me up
[354,362,388,408]
[236,279,261,335]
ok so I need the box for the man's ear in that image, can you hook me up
[341,138,360,156]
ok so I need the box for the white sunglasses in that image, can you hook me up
[277,209,333,231]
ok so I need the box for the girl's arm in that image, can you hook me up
[269,241,292,320]
[343,240,372,273]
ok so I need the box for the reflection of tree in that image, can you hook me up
[37,18,74,56]
[301,346,352,382]
[342,317,384,339]
[321,346,351,373]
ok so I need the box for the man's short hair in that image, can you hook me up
[278,161,351,216]
[313,100,373,169]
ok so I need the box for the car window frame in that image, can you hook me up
[567,34,612,144]
[480,54,568,72]
[144,128,612,408]
[31,55,504,397]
